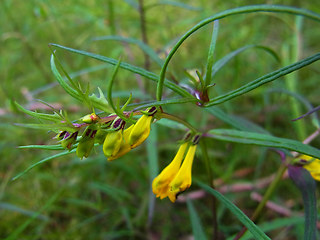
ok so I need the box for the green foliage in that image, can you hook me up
[1,0,320,239]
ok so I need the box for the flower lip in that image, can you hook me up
[147,106,157,114]
[112,118,124,129]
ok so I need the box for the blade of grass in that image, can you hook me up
[14,102,62,122]
[4,189,62,240]
[157,4,320,101]
[205,20,219,87]
[211,44,280,78]
[92,35,163,66]
[228,217,304,240]
[12,149,76,181]
[186,199,208,240]
[146,124,158,226]
[49,43,194,99]
[205,52,320,107]
[207,129,320,159]
[288,166,317,240]
[197,181,270,240]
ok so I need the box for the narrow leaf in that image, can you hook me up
[15,123,76,132]
[5,190,61,240]
[157,4,320,101]
[14,102,62,122]
[88,87,113,113]
[186,199,208,240]
[206,106,269,134]
[205,20,219,87]
[50,54,83,102]
[211,44,280,78]
[197,181,270,240]
[49,43,194,99]
[288,166,317,240]
[208,129,320,159]
[12,150,76,180]
[205,52,320,107]
[19,144,65,150]
[92,35,163,66]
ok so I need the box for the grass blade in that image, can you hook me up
[186,199,208,240]
[208,129,320,159]
[205,20,219,87]
[197,181,270,240]
[4,190,62,240]
[288,166,317,240]
[157,4,320,101]
[205,52,320,107]
[211,44,280,78]
[12,150,76,181]
[50,43,194,99]
[92,35,163,66]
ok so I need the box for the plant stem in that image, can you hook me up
[138,0,150,71]
[200,139,219,240]
[234,163,287,240]
[160,112,198,133]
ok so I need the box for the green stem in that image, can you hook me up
[156,5,320,101]
[234,163,288,240]
[160,113,198,133]
[200,140,219,240]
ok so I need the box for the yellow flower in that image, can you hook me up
[152,143,188,201]
[107,125,133,161]
[129,114,152,149]
[300,155,320,181]
[169,144,197,202]
[103,130,123,158]
[152,143,197,203]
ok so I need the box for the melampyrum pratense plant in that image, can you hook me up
[15,5,320,239]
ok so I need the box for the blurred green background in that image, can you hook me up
[1,0,320,239]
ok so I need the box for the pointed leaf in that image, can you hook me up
[197,181,270,240]
[288,166,317,240]
[186,199,208,240]
[205,52,320,106]
[208,129,320,159]
[14,102,62,122]
[49,43,194,99]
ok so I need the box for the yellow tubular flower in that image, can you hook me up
[152,143,188,200]
[103,130,123,158]
[300,155,320,181]
[168,144,197,202]
[129,114,152,148]
[107,125,134,161]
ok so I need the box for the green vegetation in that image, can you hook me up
[1,0,320,239]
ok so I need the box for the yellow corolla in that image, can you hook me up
[103,130,123,158]
[107,125,133,161]
[152,143,197,203]
[300,155,320,181]
[152,143,188,201]
[169,144,197,202]
[129,114,153,149]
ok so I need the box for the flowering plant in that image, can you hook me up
[14,4,320,239]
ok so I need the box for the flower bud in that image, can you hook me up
[103,130,123,158]
[60,131,78,150]
[129,114,152,148]
[107,125,133,161]
[102,117,125,158]
[81,113,99,123]
[76,128,97,159]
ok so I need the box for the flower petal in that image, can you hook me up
[152,143,188,200]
